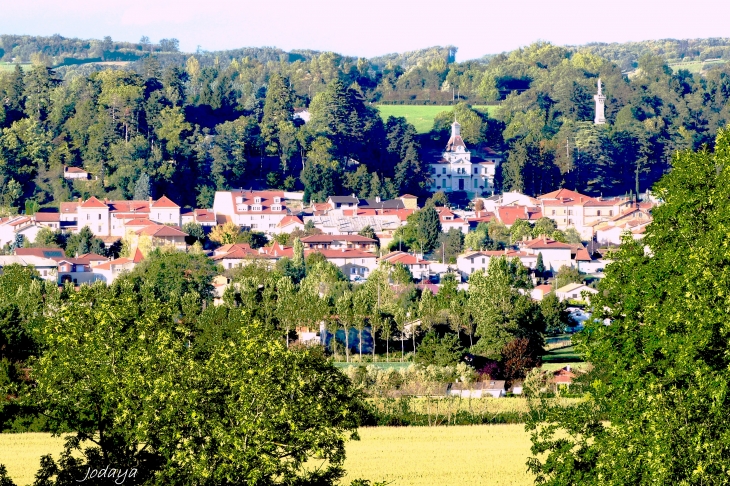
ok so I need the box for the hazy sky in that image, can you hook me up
[2,0,730,60]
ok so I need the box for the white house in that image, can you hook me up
[63,166,90,180]
[0,255,58,281]
[212,190,289,234]
[457,250,537,280]
[381,251,431,281]
[91,249,144,284]
[520,237,574,272]
[429,121,501,194]
[555,283,598,303]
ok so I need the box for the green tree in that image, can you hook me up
[553,265,582,288]
[415,205,442,254]
[182,222,205,245]
[437,228,464,263]
[539,292,572,335]
[527,125,730,486]
[133,172,151,200]
[532,217,557,238]
[415,331,464,366]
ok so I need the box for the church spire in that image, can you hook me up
[446,119,466,152]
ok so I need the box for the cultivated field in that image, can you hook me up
[667,59,727,74]
[1,426,535,486]
[376,105,500,133]
[0,63,30,72]
[342,425,534,486]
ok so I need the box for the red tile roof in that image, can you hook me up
[277,215,304,227]
[151,195,180,208]
[382,251,428,266]
[65,167,88,174]
[34,211,60,222]
[194,209,216,222]
[523,237,574,250]
[230,190,286,214]
[538,188,590,201]
[80,196,108,209]
[137,225,187,237]
[574,248,592,261]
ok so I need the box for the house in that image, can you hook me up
[449,380,506,398]
[211,243,262,270]
[304,208,412,235]
[135,224,188,251]
[178,208,217,227]
[0,216,44,247]
[530,284,554,301]
[429,121,501,194]
[327,195,360,211]
[399,194,419,210]
[520,237,574,272]
[300,234,378,253]
[212,190,289,234]
[555,282,598,303]
[456,249,537,279]
[33,210,61,230]
[315,249,379,281]
[0,255,58,281]
[381,251,431,281]
[63,166,90,180]
[293,107,310,123]
[91,249,144,284]
[496,206,542,227]
[276,215,305,233]
[436,208,469,234]
[551,366,577,392]
[573,247,605,273]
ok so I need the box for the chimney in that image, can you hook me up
[375,196,381,203]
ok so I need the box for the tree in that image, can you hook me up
[509,218,533,244]
[415,205,442,254]
[415,331,464,366]
[468,257,544,360]
[209,222,243,245]
[133,172,151,201]
[182,222,205,246]
[125,249,220,307]
[535,252,545,279]
[563,227,583,244]
[540,292,573,335]
[501,337,541,383]
[553,265,582,288]
[29,282,364,485]
[532,217,557,238]
[527,125,730,485]
[437,228,464,263]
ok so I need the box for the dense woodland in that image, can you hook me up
[1,36,730,211]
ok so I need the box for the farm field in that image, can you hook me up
[376,105,500,133]
[2,426,535,486]
[0,63,30,72]
[667,59,726,74]
[342,425,534,486]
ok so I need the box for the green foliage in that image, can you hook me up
[181,221,205,245]
[125,248,220,307]
[539,293,572,335]
[527,126,730,485]
[415,331,464,367]
[553,265,582,287]
[28,282,364,485]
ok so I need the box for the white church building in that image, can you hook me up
[429,121,501,195]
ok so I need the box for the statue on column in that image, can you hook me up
[594,78,606,125]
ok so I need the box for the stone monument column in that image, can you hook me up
[594,78,606,125]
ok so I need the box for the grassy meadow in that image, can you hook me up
[0,426,535,486]
[376,105,500,133]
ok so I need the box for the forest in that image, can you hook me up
[1,36,730,214]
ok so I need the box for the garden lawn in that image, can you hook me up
[342,425,534,486]
[376,105,500,133]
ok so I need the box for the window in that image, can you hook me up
[552,210,556,216]
[442,168,446,174]
[251,224,257,229]
[254,197,262,203]
[609,210,613,216]
[261,215,265,219]
[471,267,474,273]
[443,179,447,187]
[568,210,573,215]
[98,214,101,220]
[87,214,90,220]
[269,224,275,228]
[273,197,281,203]
[98,226,102,232]
[482,258,485,264]
[169,214,171,220]
[597,210,601,216]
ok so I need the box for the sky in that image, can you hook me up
[2,0,730,60]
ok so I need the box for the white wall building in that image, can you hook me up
[212,190,289,234]
[429,121,500,194]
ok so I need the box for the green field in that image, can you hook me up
[376,105,500,133]
[667,59,727,74]
[0,63,29,72]
[0,426,535,486]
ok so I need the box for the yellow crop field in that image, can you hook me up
[1,425,536,486]
[342,425,534,486]
[0,433,68,486]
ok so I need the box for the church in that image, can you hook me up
[429,121,501,195]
